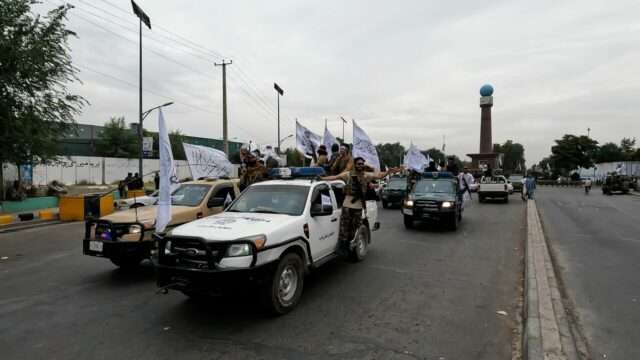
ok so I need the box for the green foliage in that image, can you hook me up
[375,142,405,168]
[169,129,186,160]
[594,142,623,163]
[0,0,87,166]
[421,148,445,165]
[493,140,526,174]
[549,134,599,175]
[96,117,137,157]
[620,137,636,159]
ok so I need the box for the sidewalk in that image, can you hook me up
[0,207,59,228]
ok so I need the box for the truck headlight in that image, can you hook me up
[441,201,453,208]
[128,224,142,234]
[164,240,172,254]
[226,243,252,257]
[404,200,414,207]
[238,234,267,250]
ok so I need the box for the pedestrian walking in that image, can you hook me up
[525,174,537,200]
[154,172,160,190]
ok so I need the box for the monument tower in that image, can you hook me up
[468,84,501,171]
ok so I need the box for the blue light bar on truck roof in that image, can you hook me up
[421,171,455,178]
[268,167,326,179]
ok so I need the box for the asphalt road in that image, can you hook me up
[536,187,640,359]
[0,198,524,360]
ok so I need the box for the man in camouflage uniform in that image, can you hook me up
[239,152,268,191]
[323,157,400,255]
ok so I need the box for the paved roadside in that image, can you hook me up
[536,188,640,359]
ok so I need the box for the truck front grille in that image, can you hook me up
[166,237,225,269]
[414,200,439,212]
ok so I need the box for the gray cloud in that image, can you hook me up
[37,0,640,164]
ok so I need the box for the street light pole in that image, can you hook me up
[131,0,151,176]
[215,60,233,155]
[274,83,284,153]
[340,116,347,141]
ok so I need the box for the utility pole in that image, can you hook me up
[215,60,233,155]
[587,127,591,138]
[131,1,151,177]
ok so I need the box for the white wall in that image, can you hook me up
[3,156,241,186]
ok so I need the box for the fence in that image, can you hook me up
[2,156,240,186]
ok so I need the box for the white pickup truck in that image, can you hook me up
[155,172,379,314]
[478,175,510,203]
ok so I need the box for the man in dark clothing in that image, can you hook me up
[154,172,160,190]
[326,143,341,174]
[446,157,459,176]
[425,161,438,172]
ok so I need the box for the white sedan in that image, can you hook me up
[116,191,158,209]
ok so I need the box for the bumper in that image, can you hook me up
[381,193,404,203]
[479,191,509,198]
[402,207,456,221]
[82,239,154,259]
[156,262,275,295]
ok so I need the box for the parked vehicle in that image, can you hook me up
[155,167,380,314]
[116,190,158,209]
[83,179,239,269]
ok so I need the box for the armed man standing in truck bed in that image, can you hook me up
[323,157,401,255]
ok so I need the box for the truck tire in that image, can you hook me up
[403,215,414,229]
[261,252,304,315]
[110,255,144,269]
[382,200,388,209]
[504,196,509,203]
[350,224,370,262]
[478,195,485,203]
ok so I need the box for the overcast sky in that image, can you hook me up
[36,0,640,164]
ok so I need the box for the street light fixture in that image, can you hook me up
[131,0,152,176]
[138,102,173,166]
[279,133,293,145]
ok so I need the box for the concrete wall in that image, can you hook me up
[578,161,640,180]
[2,157,241,186]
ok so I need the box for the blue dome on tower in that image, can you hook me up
[480,84,494,97]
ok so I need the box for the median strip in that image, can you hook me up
[523,200,580,360]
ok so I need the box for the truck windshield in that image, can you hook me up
[414,179,456,194]
[228,185,310,216]
[170,184,211,207]
[387,179,406,190]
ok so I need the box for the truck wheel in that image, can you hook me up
[403,215,414,229]
[504,196,509,203]
[110,255,144,269]
[382,201,388,209]
[478,195,484,203]
[261,253,304,315]
[350,224,370,262]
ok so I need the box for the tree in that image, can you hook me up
[620,137,636,160]
[169,129,186,161]
[375,142,405,169]
[0,1,86,198]
[549,134,599,175]
[421,148,445,165]
[593,142,623,163]
[96,117,137,157]
[493,140,525,174]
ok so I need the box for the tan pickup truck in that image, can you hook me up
[83,179,240,269]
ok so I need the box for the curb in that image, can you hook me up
[523,200,580,360]
[0,208,59,228]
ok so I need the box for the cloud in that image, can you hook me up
[38,0,640,164]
